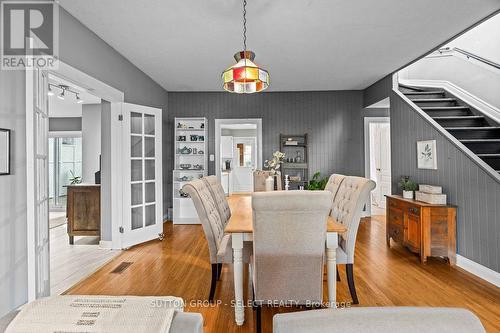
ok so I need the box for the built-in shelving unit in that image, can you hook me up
[280,134,309,190]
[173,117,208,224]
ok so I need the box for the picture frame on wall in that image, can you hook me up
[417,139,437,170]
[0,128,10,175]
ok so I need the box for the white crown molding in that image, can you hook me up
[456,255,500,288]
[399,79,500,124]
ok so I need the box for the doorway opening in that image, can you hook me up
[47,74,118,295]
[215,119,262,195]
[364,117,391,216]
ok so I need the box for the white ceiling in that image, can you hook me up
[59,0,500,92]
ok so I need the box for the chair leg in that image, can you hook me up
[346,263,359,304]
[209,263,218,302]
[336,266,341,282]
[255,305,262,333]
[217,263,222,281]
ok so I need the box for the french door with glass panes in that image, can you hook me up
[121,103,163,248]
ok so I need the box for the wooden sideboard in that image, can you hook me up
[66,184,101,244]
[386,195,456,265]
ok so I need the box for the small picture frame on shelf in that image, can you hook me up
[417,140,437,170]
[0,128,11,175]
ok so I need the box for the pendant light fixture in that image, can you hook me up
[222,0,269,93]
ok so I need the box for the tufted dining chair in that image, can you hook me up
[331,176,376,304]
[251,191,332,333]
[202,176,231,226]
[324,174,346,203]
[182,179,252,302]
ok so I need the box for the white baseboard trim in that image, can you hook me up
[456,255,500,287]
[99,240,113,249]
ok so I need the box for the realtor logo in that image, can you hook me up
[1,1,58,70]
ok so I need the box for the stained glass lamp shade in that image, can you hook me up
[222,51,269,93]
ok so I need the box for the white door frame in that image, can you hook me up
[26,60,124,301]
[364,116,390,215]
[214,118,263,181]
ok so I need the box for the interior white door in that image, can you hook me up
[232,137,256,192]
[372,123,391,207]
[26,66,50,298]
[121,103,163,248]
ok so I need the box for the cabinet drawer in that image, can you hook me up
[407,205,420,216]
[388,199,401,209]
[388,208,403,226]
[389,224,404,243]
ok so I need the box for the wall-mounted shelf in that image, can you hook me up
[173,117,208,224]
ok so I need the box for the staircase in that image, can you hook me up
[400,85,500,174]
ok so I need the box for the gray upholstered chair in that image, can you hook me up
[202,175,231,225]
[1,309,204,333]
[273,307,486,333]
[251,191,332,332]
[330,176,376,304]
[324,174,346,200]
[182,179,251,302]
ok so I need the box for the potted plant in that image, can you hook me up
[306,172,328,190]
[264,151,285,191]
[398,176,418,199]
[69,170,82,185]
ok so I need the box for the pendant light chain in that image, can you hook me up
[243,0,247,53]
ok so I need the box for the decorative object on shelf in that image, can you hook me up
[284,175,290,191]
[192,164,203,170]
[198,135,204,141]
[178,147,192,154]
[178,135,186,141]
[0,128,11,175]
[180,164,192,169]
[192,148,198,154]
[417,140,437,169]
[285,138,298,146]
[200,123,205,129]
[398,176,418,199]
[198,150,204,154]
[221,0,269,94]
[289,175,301,182]
[177,123,187,129]
[415,184,447,204]
[263,151,285,191]
[179,189,189,198]
[190,135,198,141]
[295,150,302,163]
[178,176,193,182]
[305,172,328,190]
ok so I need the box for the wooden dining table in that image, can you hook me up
[224,194,347,326]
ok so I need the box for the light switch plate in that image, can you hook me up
[209,154,215,161]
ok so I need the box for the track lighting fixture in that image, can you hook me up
[48,83,87,104]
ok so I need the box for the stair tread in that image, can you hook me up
[460,139,500,142]
[421,106,469,110]
[476,153,500,157]
[411,98,456,102]
[432,116,484,119]
[404,91,445,95]
[445,127,500,130]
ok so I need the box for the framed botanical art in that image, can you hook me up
[417,140,437,170]
[0,128,10,175]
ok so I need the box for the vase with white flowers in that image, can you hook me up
[263,151,285,191]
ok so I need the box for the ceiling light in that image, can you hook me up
[222,0,269,94]
[48,85,54,96]
[76,94,84,104]
[57,89,65,100]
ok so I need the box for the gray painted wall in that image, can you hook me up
[82,104,101,183]
[166,91,365,207]
[48,117,82,132]
[391,91,500,272]
[0,7,169,317]
[363,75,393,107]
[0,70,28,317]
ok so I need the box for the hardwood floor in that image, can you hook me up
[66,213,500,333]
